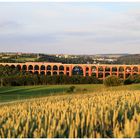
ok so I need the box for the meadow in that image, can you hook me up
[0,84,140,103]
[0,84,140,138]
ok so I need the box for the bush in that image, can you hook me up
[67,86,76,93]
[104,75,121,87]
[133,75,140,83]
[124,77,134,85]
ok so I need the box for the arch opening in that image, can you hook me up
[112,67,117,72]
[59,72,64,75]
[119,67,124,72]
[28,65,33,70]
[41,65,45,70]
[92,66,97,72]
[17,65,21,71]
[92,73,96,77]
[119,73,124,79]
[112,73,117,76]
[72,66,83,75]
[133,67,138,72]
[66,67,69,71]
[34,71,39,75]
[47,65,51,70]
[53,71,57,75]
[40,71,45,75]
[59,65,64,71]
[105,73,110,77]
[105,67,110,72]
[47,71,51,75]
[53,65,58,70]
[34,65,39,70]
[11,65,16,69]
[98,66,103,72]
[126,67,131,73]
[86,67,89,72]
[29,71,33,74]
[126,73,131,78]
[98,73,103,78]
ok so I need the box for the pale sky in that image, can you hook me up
[0,3,140,54]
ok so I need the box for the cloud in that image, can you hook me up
[0,33,58,44]
[0,3,140,54]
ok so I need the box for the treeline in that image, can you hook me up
[33,54,140,65]
[1,53,140,65]
[37,55,94,64]
[103,74,140,87]
[0,65,102,86]
[1,75,102,86]
[116,54,140,65]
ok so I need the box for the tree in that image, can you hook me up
[104,75,121,87]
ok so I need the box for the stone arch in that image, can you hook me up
[59,65,64,71]
[47,71,51,75]
[22,65,27,71]
[53,65,58,70]
[119,67,124,72]
[28,65,33,70]
[133,66,138,72]
[47,65,51,70]
[41,65,45,70]
[34,65,39,70]
[72,66,83,75]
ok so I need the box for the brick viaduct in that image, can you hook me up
[0,62,140,80]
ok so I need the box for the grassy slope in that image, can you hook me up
[0,84,140,103]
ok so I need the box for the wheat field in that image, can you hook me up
[0,90,140,138]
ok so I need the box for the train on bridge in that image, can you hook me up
[0,62,140,80]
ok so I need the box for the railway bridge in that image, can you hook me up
[0,62,140,80]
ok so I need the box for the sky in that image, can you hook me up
[0,3,140,54]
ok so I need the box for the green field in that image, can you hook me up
[0,84,140,103]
